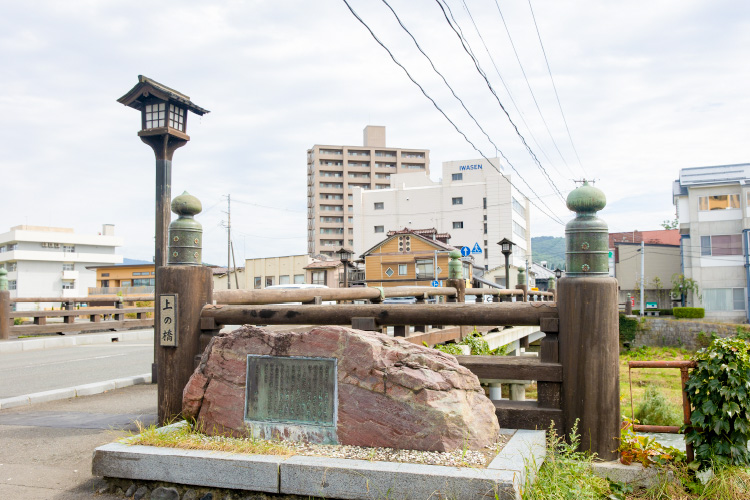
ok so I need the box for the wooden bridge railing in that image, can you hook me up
[0,294,155,337]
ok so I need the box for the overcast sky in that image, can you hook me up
[2,0,748,265]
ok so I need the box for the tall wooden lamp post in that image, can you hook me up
[118,75,209,381]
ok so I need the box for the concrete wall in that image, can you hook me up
[246,255,311,288]
[632,317,747,350]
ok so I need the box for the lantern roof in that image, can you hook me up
[117,75,210,116]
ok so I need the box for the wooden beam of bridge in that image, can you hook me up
[200,302,557,327]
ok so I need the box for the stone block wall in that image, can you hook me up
[632,318,747,350]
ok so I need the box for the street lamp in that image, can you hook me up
[337,247,353,288]
[554,268,563,280]
[118,75,209,381]
[498,238,514,289]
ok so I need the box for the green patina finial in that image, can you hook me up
[566,180,606,214]
[565,180,609,277]
[168,191,203,266]
[448,249,463,279]
[517,267,526,285]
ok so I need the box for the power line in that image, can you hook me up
[490,0,575,178]
[434,0,567,205]
[340,0,566,226]
[526,0,587,177]
[457,0,559,172]
[377,0,564,222]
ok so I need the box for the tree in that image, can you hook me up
[661,219,678,230]
[671,274,701,305]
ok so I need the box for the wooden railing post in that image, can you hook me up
[0,290,10,340]
[558,181,619,461]
[156,265,212,425]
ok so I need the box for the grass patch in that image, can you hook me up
[621,347,688,423]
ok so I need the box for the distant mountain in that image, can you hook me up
[531,236,565,270]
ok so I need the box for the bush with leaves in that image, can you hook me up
[673,307,705,319]
[684,337,750,468]
[635,386,682,427]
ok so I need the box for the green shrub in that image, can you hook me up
[619,314,639,344]
[684,337,750,468]
[635,386,682,427]
[673,307,705,319]
[433,343,463,355]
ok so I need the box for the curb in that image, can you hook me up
[0,373,152,410]
[0,329,153,354]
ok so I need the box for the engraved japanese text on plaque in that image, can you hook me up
[159,294,178,347]
[244,355,337,441]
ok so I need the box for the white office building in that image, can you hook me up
[673,163,750,323]
[352,157,532,287]
[0,224,123,309]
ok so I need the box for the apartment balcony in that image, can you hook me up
[62,270,79,280]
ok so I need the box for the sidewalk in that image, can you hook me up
[0,383,157,500]
[0,328,154,354]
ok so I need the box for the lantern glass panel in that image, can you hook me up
[169,105,185,131]
[145,103,166,129]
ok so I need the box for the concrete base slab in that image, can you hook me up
[92,424,545,500]
[590,461,672,489]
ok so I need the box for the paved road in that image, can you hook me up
[0,339,153,398]
[0,383,157,500]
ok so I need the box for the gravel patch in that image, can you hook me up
[286,435,511,468]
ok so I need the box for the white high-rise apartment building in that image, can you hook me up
[307,125,430,257]
[353,157,532,286]
[673,163,749,323]
[0,224,123,309]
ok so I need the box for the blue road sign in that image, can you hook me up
[471,243,482,254]
[461,246,471,257]
[431,280,440,287]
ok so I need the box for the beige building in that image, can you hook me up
[613,243,681,309]
[352,157,531,287]
[245,255,311,289]
[307,125,430,257]
[673,163,749,322]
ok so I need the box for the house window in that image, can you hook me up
[121,280,131,287]
[62,281,75,290]
[374,226,384,233]
[6,262,17,272]
[62,263,74,271]
[483,197,487,209]
[513,221,526,239]
[451,173,463,181]
[703,288,745,311]
[6,243,16,251]
[484,223,487,234]
[512,197,526,218]
[398,264,407,275]
[415,259,434,278]
[698,194,740,211]
[374,202,384,210]
[265,277,275,287]
[452,197,463,205]
[701,234,742,256]
[133,278,155,286]
[63,245,75,252]
[101,273,110,277]
[279,275,290,285]
[254,276,262,289]
[453,221,464,229]
[385,267,394,277]
[312,271,326,285]
[294,274,305,284]
[8,280,16,290]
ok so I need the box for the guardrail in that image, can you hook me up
[0,294,155,337]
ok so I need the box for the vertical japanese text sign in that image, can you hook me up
[159,294,178,347]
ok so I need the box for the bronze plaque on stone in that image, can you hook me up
[244,355,337,442]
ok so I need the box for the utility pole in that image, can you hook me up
[227,194,231,289]
[640,241,645,316]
